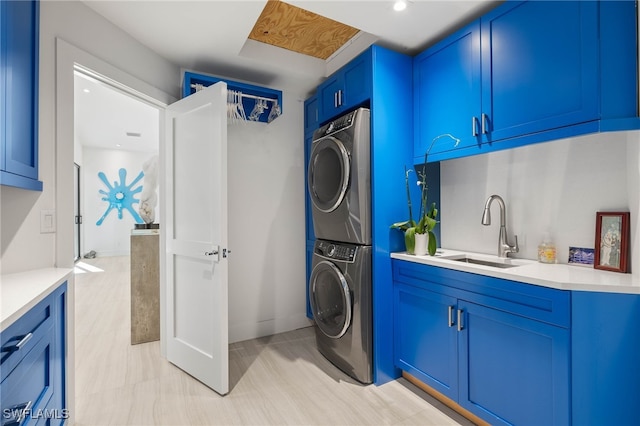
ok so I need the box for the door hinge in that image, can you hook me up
[223,248,231,258]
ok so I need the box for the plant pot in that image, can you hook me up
[414,233,428,256]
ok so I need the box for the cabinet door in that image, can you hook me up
[341,51,371,113]
[394,283,458,400]
[318,74,343,122]
[481,0,598,144]
[2,0,39,180]
[414,21,481,162]
[458,301,570,426]
[304,95,319,134]
[318,49,372,122]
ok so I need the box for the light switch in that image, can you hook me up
[41,209,56,233]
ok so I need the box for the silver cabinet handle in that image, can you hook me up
[338,90,343,107]
[481,113,488,134]
[2,333,33,353]
[472,116,479,137]
[204,250,219,256]
[15,333,32,350]
[334,92,338,108]
[457,309,464,331]
[448,306,455,327]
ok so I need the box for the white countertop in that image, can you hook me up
[1,268,73,331]
[391,249,640,294]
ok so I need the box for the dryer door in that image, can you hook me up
[308,136,350,213]
[309,260,352,338]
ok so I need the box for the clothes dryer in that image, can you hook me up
[309,239,372,384]
[307,108,371,245]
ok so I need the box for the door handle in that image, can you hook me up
[334,92,338,108]
[337,90,343,107]
[472,116,479,137]
[481,113,489,134]
[457,309,464,331]
[204,250,219,256]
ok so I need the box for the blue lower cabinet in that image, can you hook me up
[394,284,458,400]
[0,282,67,425]
[459,301,570,426]
[392,260,570,424]
[393,259,640,424]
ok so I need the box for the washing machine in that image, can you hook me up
[307,107,371,245]
[309,239,372,384]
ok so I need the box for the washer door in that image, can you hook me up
[309,260,352,339]
[308,136,350,213]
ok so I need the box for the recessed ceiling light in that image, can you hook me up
[83,88,90,93]
[116,144,121,147]
[393,0,407,12]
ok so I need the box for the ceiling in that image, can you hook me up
[82,0,499,91]
[75,0,498,153]
[74,71,160,153]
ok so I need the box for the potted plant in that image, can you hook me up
[391,134,459,256]
[390,166,438,256]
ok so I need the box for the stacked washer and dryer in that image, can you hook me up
[307,107,373,384]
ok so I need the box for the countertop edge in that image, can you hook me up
[1,268,74,331]
[391,251,640,295]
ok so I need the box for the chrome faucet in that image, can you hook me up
[481,195,519,258]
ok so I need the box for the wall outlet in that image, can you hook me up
[41,209,56,233]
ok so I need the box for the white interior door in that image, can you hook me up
[164,82,229,395]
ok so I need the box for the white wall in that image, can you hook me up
[227,91,311,343]
[441,131,639,273]
[82,147,158,257]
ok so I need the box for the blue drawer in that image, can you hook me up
[1,325,54,426]
[1,295,55,383]
[392,259,571,328]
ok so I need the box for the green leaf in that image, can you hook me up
[428,230,437,256]
[404,227,416,254]
[424,216,437,232]
[391,219,416,231]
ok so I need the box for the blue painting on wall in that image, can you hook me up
[96,168,145,225]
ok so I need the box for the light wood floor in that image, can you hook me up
[74,256,469,425]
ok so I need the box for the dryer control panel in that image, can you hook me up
[314,240,357,262]
[315,109,358,138]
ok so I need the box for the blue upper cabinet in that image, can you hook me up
[317,49,372,123]
[414,21,481,161]
[304,95,319,136]
[414,0,638,163]
[0,0,42,191]
[481,1,598,144]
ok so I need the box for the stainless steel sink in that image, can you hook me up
[452,257,519,269]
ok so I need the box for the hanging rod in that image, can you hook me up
[191,83,278,104]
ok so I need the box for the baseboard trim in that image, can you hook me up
[402,371,490,426]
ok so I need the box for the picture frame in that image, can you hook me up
[594,212,630,273]
[568,247,594,267]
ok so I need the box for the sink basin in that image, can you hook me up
[452,257,519,269]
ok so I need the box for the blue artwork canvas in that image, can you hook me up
[96,168,144,225]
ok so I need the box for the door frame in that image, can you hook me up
[55,38,176,422]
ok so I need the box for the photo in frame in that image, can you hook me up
[594,212,630,273]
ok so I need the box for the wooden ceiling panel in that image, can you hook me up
[249,0,360,60]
